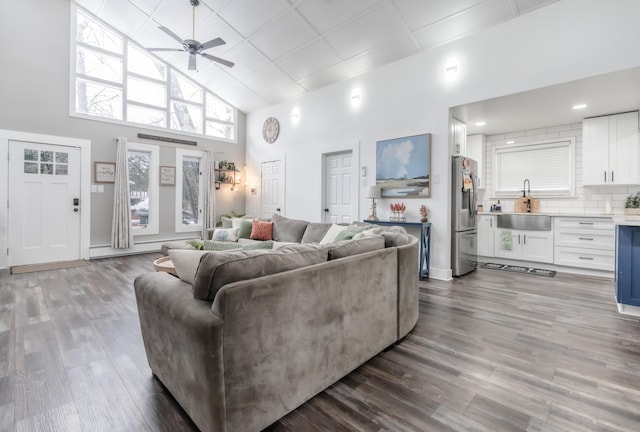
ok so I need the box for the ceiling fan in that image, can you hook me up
[147,0,234,70]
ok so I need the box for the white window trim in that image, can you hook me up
[69,3,238,143]
[493,138,576,198]
[175,148,205,233]
[129,141,159,236]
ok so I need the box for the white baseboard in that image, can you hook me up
[617,301,640,317]
[429,267,453,281]
[89,238,198,259]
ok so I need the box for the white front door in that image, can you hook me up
[8,141,82,266]
[324,151,353,223]
[261,160,284,219]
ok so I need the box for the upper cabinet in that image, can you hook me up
[466,134,486,189]
[451,118,467,156]
[583,111,639,186]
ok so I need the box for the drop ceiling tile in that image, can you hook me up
[223,42,271,80]
[295,0,382,33]
[324,3,409,60]
[297,63,353,92]
[391,0,484,31]
[75,0,104,15]
[514,0,560,13]
[260,82,306,105]
[220,0,290,37]
[194,64,237,92]
[195,14,244,55]
[276,40,341,80]
[215,82,268,113]
[127,0,163,16]
[242,64,295,94]
[344,36,419,75]
[249,10,317,60]
[101,0,150,37]
[151,1,214,39]
[200,0,232,13]
[412,0,515,49]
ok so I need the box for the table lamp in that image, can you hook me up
[367,186,381,221]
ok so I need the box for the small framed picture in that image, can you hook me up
[159,166,176,186]
[94,161,116,183]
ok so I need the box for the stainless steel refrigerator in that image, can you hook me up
[451,156,478,276]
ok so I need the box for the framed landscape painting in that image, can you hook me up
[376,133,431,198]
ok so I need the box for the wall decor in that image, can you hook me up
[376,133,431,198]
[94,161,116,183]
[159,166,176,186]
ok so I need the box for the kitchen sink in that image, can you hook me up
[496,214,552,231]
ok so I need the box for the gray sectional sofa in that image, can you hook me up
[134,215,419,432]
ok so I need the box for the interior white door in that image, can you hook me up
[8,141,81,266]
[324,151,353,223]
[261,160,284,219]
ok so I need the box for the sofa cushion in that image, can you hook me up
[319,224,348,244]
[276,243,331,255]
[160,240,197,255]
[354,226,411,247]
[193,248,328,301]
[211,228,239,242]
[237,219,253,239]
[328,236,385,260]
[250,219,273,240]
[168,249,210,285]
[301,223,332,243]
[333,224,372,242]
[272,214,309,243]
[203,240,274,252]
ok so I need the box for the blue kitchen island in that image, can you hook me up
[614,216,640,316]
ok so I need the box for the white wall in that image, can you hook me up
[245,0,640,280]
[0,0,246,251]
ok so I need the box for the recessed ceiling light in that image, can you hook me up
[506,140,515,144]
[573,103,587,110]
[475,121,486,127]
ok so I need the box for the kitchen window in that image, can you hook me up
[494,138,575,197]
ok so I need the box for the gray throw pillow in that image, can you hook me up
[272,213,309,243]
[301,223,332,243]
[328,236,385,260]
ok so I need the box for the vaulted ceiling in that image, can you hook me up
[76,0,560,114]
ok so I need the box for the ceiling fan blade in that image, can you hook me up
[147,48,184,52]
[158,26,185,44]
[188,54,197,71]
[199,37,225,51]
[201,53,234,68]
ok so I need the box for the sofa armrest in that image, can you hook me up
[134,272,227,432]
[396,236,419,339]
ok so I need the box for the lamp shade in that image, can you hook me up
[366,185,381,199]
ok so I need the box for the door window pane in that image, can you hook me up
[40,151,53,162]
[181,156,200,226]
[40,164,53,175]
[55,152,68,163]
[56,165,69,176]
[129,150,151,228]
[24,149,38,161]
[24,162,38,174]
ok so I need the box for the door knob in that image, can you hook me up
[74,208,79,212]
[276,208,281,212]
[324,208,329,212]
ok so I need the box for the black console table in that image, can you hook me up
[364,220,431,279]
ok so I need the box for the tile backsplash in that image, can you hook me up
[479,122,640,215]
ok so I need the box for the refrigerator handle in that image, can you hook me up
[470,173,477,217]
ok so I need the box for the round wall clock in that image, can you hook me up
[262,117,280,143]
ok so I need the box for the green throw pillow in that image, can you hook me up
[238,219,253,239]
[333,225,372,242]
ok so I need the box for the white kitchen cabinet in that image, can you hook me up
[583,111,639,186]
[478,215,495,257]
[553,217,615,271]
[451,118,467,156]
[494,228,554,263]
[466,134,486,188]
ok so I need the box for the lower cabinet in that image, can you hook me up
[616,225,640,306]
[494,228,554,264]
[478,215,495,257]
[553,217,615,271]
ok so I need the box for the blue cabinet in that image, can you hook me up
[616,225,640,306]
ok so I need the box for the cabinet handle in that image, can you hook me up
[578,256,594,260]
[578,237,594,240]
[578,222,594,225]
[490,219,493,227]
[604,171,607,183]
[523,234,526,245]
[611,171,614,183]
[518,234,521,244]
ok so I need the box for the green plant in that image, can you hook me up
[186,239,204,250]
[625,192,640,208]
[218,160,228,169]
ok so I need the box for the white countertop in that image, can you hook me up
[613,216,640,226]
[477,211,614,218]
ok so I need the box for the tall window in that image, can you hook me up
[128,142,159,235]
[494,138,575,197]
[72,6,237,142]
[175,149,204,233]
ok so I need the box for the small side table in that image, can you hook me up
[364,220,431,279]
[153,256,177,276]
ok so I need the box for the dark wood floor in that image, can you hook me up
[1,254,640,431]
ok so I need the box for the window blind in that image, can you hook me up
[495,139,575,196]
